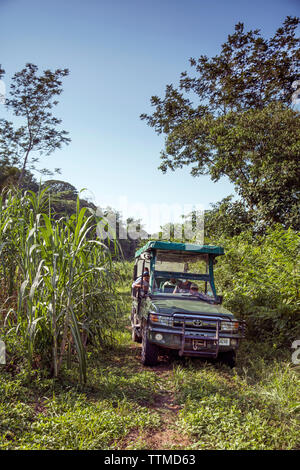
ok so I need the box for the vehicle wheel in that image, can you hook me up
[217,350,236,368]
[132,326,141,343]
[141,323,158,366]
[131,312,142,343]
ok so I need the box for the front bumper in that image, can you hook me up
[148,313,245,358]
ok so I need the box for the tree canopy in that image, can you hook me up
[204,196,254,239]
[0,63,70,185]
[141,17,300,229]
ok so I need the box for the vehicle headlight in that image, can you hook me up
[221,321,239,332]
[150,314,171,326]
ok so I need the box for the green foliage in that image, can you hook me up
[41,179,96,218]
[141,17,300,229]
[207,103,300,228]
[9,399,158,450]
[204,195,254,238]
[0,337,298,450]
[0,166,39,193]
[174,342,299,449]
[0,63,70,185]
[0,188,119,382]
[0,348,161,450]
[213,225,300,344]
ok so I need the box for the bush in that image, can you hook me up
[213,225,300,345]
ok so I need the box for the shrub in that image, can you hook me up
[213,225,300,345]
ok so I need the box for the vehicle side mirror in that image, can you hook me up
[216,295,223,304]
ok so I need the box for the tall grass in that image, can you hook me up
[0,188,119,382]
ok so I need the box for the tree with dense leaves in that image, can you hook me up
[42,179,78,198]
[141,17,300,229]
[204,195,254,239]
[0,63,70,186]
[40,179,97,218]
[0,165,39,192]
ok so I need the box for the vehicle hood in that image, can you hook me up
[149,296,234,318]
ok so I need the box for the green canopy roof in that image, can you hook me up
[135,241,224,258]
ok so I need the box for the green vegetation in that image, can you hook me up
[0,188,120,383]
[0,329,299,449]
[0,16,299,451]
[0,63,70,186]
[0,350,161,450]
[176,343,300,450]
[141,17,300,230]
[213,225,300,345]
[1,253,299,450]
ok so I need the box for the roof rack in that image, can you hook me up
[135,240,224,258]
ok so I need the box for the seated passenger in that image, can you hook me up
[189,283,213,301]
[189,283,200,295]
[162,278,177,292]
[173,279,192,293]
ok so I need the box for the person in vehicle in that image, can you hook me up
[189,283,200,295]
[189,283,213,301]
[162,278,177,292]
[173,279,192,293]
[132,271,150,293]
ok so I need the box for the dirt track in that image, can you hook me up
[119,344,193,450]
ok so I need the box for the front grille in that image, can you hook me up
[172,313,221,333]
[173,319,216,330]
[173,313,221,358]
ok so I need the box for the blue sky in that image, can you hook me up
[0,0,299,232]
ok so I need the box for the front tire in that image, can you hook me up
[141,323,159,366]
[132,326,141,343]
[131,311,142,343]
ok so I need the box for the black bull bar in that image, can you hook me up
[149,313,246,358]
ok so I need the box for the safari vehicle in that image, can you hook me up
[131,241,245,367]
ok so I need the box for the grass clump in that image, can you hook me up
[0,348,161,450]
[10,399,159,450]
[174,343,300,449]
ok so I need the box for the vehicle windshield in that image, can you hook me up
[151,250,215,301]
